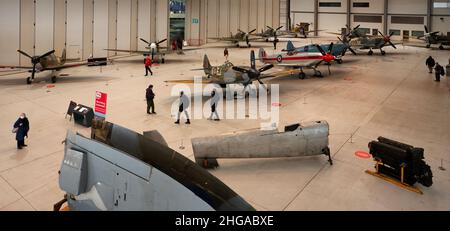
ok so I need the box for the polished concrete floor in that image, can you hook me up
[0,38,449,211]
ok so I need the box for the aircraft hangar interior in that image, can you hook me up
[0,0,449,213]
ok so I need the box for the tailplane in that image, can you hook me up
[258,48,267,63]
[60,48,66,64]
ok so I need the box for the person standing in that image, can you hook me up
[175,91,190,124]
[434,62,445,82]
[426,56,436,74]
[13,113,29,150]
[146,85,156,114]
[224,48,229,61]
[208,89,220,121]
[145,56,153,76]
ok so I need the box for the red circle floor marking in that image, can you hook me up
[272,103,282,107]
[47,84,55,88]
[355,151,371,159]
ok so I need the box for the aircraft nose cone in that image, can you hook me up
[323,54,335,63]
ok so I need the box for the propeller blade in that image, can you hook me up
[337,37,343,43]
[378,31,385,37]
[248,29,257,34]
[17,50,33,59]
[250,50,256,69]
[348,47,357,55]
[140,38,151,45]
[238,29,245,34]
[258,64,274,73]
[389,31,395,37]
[266,26,274,30]
[276,26,283,31]
[315,45,326,55]
[232,66,251,74]
[389,41,397,49]
[354,25,360,30]
[424,25,429,33]
[328,43,334,54]
[157,39,167,45]
[31,63,37,80]
[39,50,55,59]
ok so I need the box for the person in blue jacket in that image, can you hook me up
[13,113,30,149]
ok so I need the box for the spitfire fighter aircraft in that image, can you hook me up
[349,31,400,55]
[0,49,105,84]
[288,23,323,38]
[165,51,276,90]
[105,38,199,63]
[208,29,264,48]
[258,42,338,79]
[419,26,450,50]
[282,39,356,64]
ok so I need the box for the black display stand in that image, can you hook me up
[72,104,94,127]
[65,101,78,121]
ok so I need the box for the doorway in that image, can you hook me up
[169,0,186,49]
[403,30,410,40]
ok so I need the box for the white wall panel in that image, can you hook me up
[117,0,131,50]
[249,0,258,32]
[130,0,138,50]
[432,16,450,35]
[35,0,54,55]
[83,0,94,60]
[138,0,152,50]
[318,13,346,36]
[257,0,266,32]
[291,0,315,12]
[94,0,109,57]
[54,0,66,56]
[155,0,168,45]
[219,0,230,37]
[108,0,117,56]
[265,0,273,28]
[20,0,35,64]
[229,0,240,34]
[292,12,315,26]
[351,0,383,14]
[239,0,250,31]
[388,0,426,15]
[207,0,219,37]
[66,0,83,60]
[0,0,20,65]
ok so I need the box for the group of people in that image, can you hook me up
[426,56,446,82]
[146,85,221,125]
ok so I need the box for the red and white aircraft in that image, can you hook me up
[258,42,338,79]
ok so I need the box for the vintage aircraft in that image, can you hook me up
[258,43,338,79]
[419,26,450,50]
[105,38,199,63]
[208,29,263,48]
[0,49,105,84]
[349,31,400,55]
[288,23,323,38]
[282,39,356,63]
[165,51,276,90]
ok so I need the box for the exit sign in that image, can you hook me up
[192,18,199,24]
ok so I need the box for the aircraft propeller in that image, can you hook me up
[378,31,397,49]
[267,26,283,49]
[17,49,55,84]
[232,50,274,88]
[337,36,357,56]
[314,43,336,75]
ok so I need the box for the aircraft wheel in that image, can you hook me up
[426,44,431,48]
[220,84,227,89]
[337,59,343,64]
[439,45,444,50]
[248,44,252,48]
[316,71,323,78]
[299,72,306,80]
[368,50,373,56]
[381,50,386,56]
[26,77,32,85]
[265,39,269,42]
[161,58,165,64]
[51,76,57,83]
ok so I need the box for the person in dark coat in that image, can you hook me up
[224,48,229,60]
[146,85,156,114]
[13,113,29,149]
[434,62,445,82]
[426,56,436,74]
[208,89,220,121]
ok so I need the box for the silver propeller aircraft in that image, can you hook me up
[419,26,450,50]
[208,29,263,48]
[0,49,104,84]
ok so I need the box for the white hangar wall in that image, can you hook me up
[185,0,281,44]
[0,0,166,66]
[287,0,450,39]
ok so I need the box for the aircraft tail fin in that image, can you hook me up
[258,48,267,63]
[286,40,296,51]
[60,48,66,64]
[250,50,256,69]
[203,54,212,75]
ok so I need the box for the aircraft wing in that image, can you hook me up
[0,65,33,70]
[258,70,296,80]
[164,79,214,84]
[208,37,240,42]
[105,49,150,54]
[44,62,90,71]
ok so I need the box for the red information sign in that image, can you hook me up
[94,91,107,117]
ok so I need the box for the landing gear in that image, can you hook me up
[161,58,165,64]
[248,44,252,48]
[381,50,386,56]
[26,77,32,85]
[439,45,444,50]
[426,44,431,48]
[336,59,343,64]
[51,76,57,83]
[313,70,323,78]
[298,72,306,79]
[368,49,374,56]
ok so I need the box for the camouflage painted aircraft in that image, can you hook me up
[419,26,450,50]
[0,49,105,84]
[349,31,401,55]
[105,38,199,63]
[208,29,263,48]
[165,50,277,89]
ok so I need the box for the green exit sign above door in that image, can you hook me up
[192,18,199,24]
